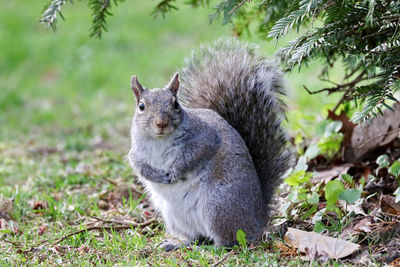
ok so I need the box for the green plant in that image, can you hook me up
[236,229,247,248]
[389,158,400,179]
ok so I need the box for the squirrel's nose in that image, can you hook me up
[155,115,169,129]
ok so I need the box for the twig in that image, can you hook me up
[102,177,119,186]
[212,250,236,267]
[358,128,400,149]
[89,215,144,226]
[51,219,157,247]
[304,71,367,95]
[228,0,249,15]
[102,178,143,196]
[3,239,24,247]
[112,203,124,215]
[331,90,349,113]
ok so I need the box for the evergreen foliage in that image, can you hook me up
[40,0,400,122]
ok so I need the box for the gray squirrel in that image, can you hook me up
[128,38,291,250]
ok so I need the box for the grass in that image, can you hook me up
[1,1,346,266]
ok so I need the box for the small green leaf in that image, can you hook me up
[338,189,362,204]
[236,229,247,248]
[341,174,353,184]
[394,188,400,203]
[312,208,326,224]
[389,159,400,178]
[325,180,345,211]
[324,121,342,137]
[313,220,326,233]
[376,154,390,168]
[295,155,308,171]
[302,205,317,219]
[284,170,311,186]
[0,229,12,234]
[305,143,320,160]
[307,192,320,205]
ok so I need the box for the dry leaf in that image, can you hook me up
[0,199,14,219]
[340,217,373,239]
[351,102,400,160]
[284,227,360,259]
[389,258,400,267]
[381,195,400,215]
[312,164,352,184]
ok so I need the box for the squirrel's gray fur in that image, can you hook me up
[128,38,290,251]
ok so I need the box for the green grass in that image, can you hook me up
[0,1,346,266]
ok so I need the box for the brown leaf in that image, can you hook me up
[274,240,297,257]
[32,200,48,211]
[351,102,400,160]
[340,217,373,239]
[0,199,14,219]
[389,257,400,267]
[311,164,352,184]
[381,195,400,215]
[284,227,360,259]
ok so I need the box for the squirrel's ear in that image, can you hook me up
[167,73,180,96]
[131,75,144,103]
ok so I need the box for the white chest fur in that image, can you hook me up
[130,131,209,240]
[141,168,208,241]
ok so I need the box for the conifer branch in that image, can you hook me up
[40,0,71,31]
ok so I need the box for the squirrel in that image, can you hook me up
[128,38,291,251]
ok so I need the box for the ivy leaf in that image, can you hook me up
[236,229,247,248]
[376,154,390,168]
[307,192,320,205]
[305,143,320,160]
[389,159,400,178]
[325,180,345,211]
[338,189,362,204]
[295,155,308,171]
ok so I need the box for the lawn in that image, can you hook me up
[0,1,359,266]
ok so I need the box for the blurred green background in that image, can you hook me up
[0,0,339,146]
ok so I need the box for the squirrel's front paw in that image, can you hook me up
[159,239,190,251]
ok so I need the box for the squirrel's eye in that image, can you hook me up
[174,101,179,110]
[138,102,145,111]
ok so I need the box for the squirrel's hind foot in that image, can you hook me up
[159,237,213,251]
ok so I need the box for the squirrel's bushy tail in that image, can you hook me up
[178,38,291,217]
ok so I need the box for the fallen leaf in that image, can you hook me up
[389,258,400,267]
[312,164,352,184]
[284,227,360,259]
[339,198,367,216]
[274,240,297,257]
[340,217,373,239]
[381,195,400,215]
[0,199,14,219]
[351,102,400,160]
